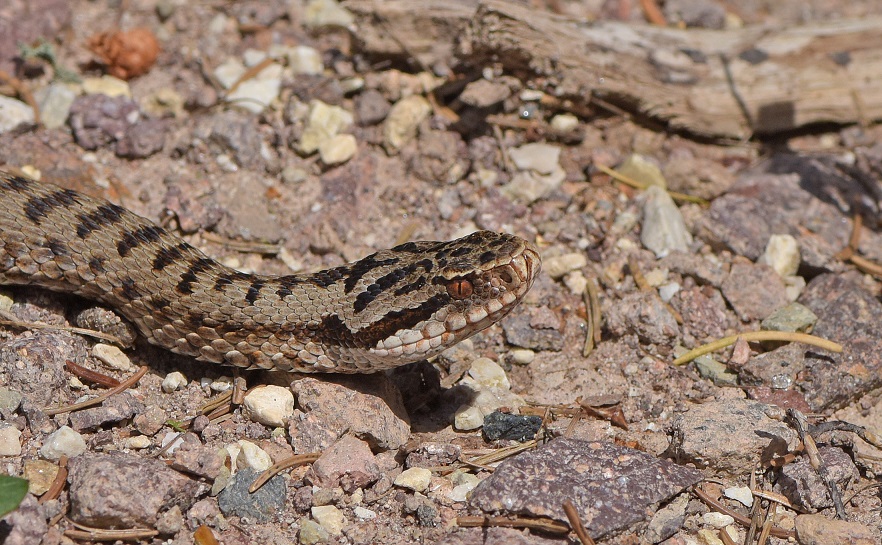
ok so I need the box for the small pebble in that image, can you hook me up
[0,386,23,412]
[318,134,357,165]
[617,154,666,188]
[287,45,324,75]
[125,435,152,449]
[35,83,77,129]
[758,234,800,277]
[81,75,132,98]
[508,142,560,174]
[40,426,87,461]
[162,371,188,393]
[242,385,295,427]
[303,0,355,28]
[550,113,579,132]
[723,485,753,507]
[235,440,273,471]
[658,282,681,302]
[702,511,735,528]
[383,95,431,152]
[298,518,330,545]
[563,271,588,295]
[446,471,480,502]
[394,467,432,492]
[543,253,586,279]
[509,348,535,365]
[0,423,22,456]
[23,460,59,495]
[761,302,817,333]
[311,505,345,535]
[209,376,234,392]
[0,96,36,133]
[641,185,692,258]
[93,343,134,371]
[353,506,377,521]
[467,357,510,390]
[298,100,354,154]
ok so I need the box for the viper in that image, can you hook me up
[0,171,540,373]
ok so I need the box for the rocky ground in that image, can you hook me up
[2,0,882,544]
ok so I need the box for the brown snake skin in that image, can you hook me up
[0,171,540,373]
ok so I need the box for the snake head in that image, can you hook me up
[347,231,541,370]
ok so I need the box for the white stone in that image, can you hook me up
[759,234,800,277]
[242,385,295,427]
[93,343,133,371]
[40,426,87,461]
[0,96,35,133]
[563,271,589,295]
[501,167,566,203]
[161,432,185,454]
[509,349,535,365]
[701,511,735,528]
[81,76,131,98]
[353,506,376,521]
[304,0,355,29]
[214,58,246,89]
[125,435,151,449]
[543,252,587,279]
[0,291,12,312]
[723,485,754,507]
[617,154,666,188]
[210,376,234,392]
[508,142,561,175]
[236,440,273,471]
[467,358,510,390]
[299,100,354,154]
[393,467,432,492]
[311,505,346,535]
[161,371,188,393]
[641,185,692,258]
[383,95,431,152]
[288,45,324,75]
[226,75,281,114]
[447,473,480,502]
[0,424,22,456]
[35,84,76,129]
[318,134,357,165]
[550,113,579,133]
[658,282,681,302]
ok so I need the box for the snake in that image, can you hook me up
[0,171,540,373]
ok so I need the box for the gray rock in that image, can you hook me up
[605,291,680,345]
[116,118,166,158]
[217,468,286,522]
[68,453,200,527]
[355,89,390,126]
[777,446,858,510]
[669,398,798,476]
[2,330,88,407]
[0,495,49,545]
[68,94,139,150]
[721,261,789,321]
[470,438,702,540]
[641,185,692,258]
[68,392,144,431]
[501,308,565,351]
[644,493,689,543]
[34,83,76,129]
[0,96,35,133]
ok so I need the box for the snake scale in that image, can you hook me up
[0,171,540,373]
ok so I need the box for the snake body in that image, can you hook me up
[0,171,540,373]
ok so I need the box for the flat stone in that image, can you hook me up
[34,83,76,129]
[761,302,817,332]
[669,398,798,476]
[777,446,858,510]
[394,467,432,492]
[217,467,285,522]
[92,343,133,371]
[543,252,587,279]
[306,434,380,492]
[68,392,143,432]
[290,375,410,451]
[318,133,357,165]
[605,290,680,345]
[68,453,200,527]
[641,185,692,258]
[721,261,789,321]
[470,438,702,540]
[162,371,188,393]
[311,505,345,535]
[23,460,59,496]
[795,514,876,545]
[758,234,800,277]
[0,423,22,456]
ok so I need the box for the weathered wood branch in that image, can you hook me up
[350,0,882,140]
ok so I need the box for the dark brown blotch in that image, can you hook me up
[177,257,216,294]
[119,277,141,300]
[245,279,265,305]
[1,176,32,192]
[118,225,166,257]
[152,242,191,271]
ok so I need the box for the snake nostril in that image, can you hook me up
[498,270,513,285]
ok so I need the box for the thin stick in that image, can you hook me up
[38,455,68,504]
[693,486,795,539]
[0,314,125,345]
[673,331,841,366]
[563,500,596,545]
[594,163,707,204]
[457,515,569,534]
[43,366,148,415]
[249,453,321,493]
[65,360,120,388]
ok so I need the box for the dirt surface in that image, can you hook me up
[3,1,882,544]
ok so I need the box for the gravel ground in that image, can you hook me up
[2,1,882,544]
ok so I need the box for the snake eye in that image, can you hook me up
[447,278,473,299]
